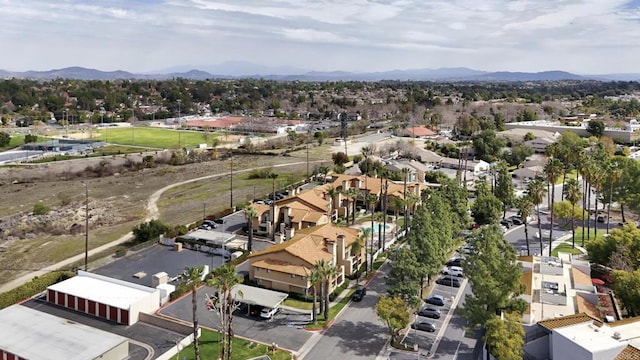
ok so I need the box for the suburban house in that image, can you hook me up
[247,224,363,295]
[400,125,436,138]
[523,313,640,360]
[497,128,560,145]
[413,148,444,168]
[525,137,558,153]
[385,159,432,184]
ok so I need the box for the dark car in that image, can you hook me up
[509,216,524,225]
[436,276,462,288]
[212,218,225,224]
[417,306,441,319]
[499,219,513,228]
[425,295,445,306]
[411,321,436,332]
[351,286,367,302]
[446,258,464,267]
[202,220,219,228]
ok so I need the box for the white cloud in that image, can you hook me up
[0,0,639,73]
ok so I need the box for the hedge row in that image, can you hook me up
[0,271,75,309]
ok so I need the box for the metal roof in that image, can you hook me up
[221,284,288,309]
[0,305,128,360]
[48,271,158,309]
[185,229,236,245]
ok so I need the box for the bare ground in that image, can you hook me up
[0,147,328,285]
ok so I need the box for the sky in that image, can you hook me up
[2,0,640,75]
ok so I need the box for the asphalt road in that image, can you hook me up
[302,263,390,360]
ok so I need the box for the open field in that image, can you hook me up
[0,144,330,285]
[176,329,293,360]
[92,127,224,149]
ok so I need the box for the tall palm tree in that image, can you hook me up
[516,195,534,256]
[308,269,322,324]
[527,180,547,257]
[184,265,205,360]
[564,178,582,248]
[579,158,594,245]
[367,193,379,270]
[545,158,563,256]
[402,168,410,234]
[347,188,360,225]
[243,205,257,253]
[326,186,338,223]
[314,259,329,316]
[605,163,622,234]
[323,264,339,321]
[208,264,243,360]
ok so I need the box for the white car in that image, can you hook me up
[442,266,464,277]
[260,307,279,319]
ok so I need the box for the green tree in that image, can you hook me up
[494,164,516,219]
[472,130,505,162]
[523,132,535,141]
[503,144,534,167]
[484,312,525,360]
[0,132,10,147]
[564,179,582,248]
[612,269,640,317]
[332,152,349,166]
[308,269,322,324]
[24,134,38,143]
[376,296,410,344]
[132,219,169,243]
[407,192,453,295]
[207,264,244,360]
[184,266,205,360]
[586,224,640,269]
[386,247,423,307]
[471,181,502,225]
[322,263,338,320]
[33,203,50,215]
[461,225,526,327]
[439,178,472,233]
[587,120,605,137]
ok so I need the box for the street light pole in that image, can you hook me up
[230,155,234,210]
[177,99,182,148]
[82,182,89,271]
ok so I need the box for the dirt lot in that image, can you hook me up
[0,147,329,285]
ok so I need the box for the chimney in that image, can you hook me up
[285,226,295,240]
[325,238,336,258]
[342,180,348,191]
[337,234,346,260]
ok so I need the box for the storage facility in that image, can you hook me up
[0,304,129,360]
[46,271,160,325]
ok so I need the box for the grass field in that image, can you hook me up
[551,242,585,257]
[0,133,25,151]
[176,329,292,360]
[94,127,222,149]
[574,226,607,246]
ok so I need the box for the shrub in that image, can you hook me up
[132,219,169,243]
[33,203,50,215]
[0,271,74,309]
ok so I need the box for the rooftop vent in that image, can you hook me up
[612,331,621,340]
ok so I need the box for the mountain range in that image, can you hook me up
[1,63,639,82]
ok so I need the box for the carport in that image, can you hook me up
[232,284,288,314]
[184,230,235,251]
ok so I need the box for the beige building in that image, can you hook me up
[247,223,363,296]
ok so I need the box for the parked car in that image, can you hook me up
[212,218,225,225]
[442,266,464,277]
[260,307,280,319]
[499,219,513,228]
[446,257,464,267]
[417,306,441,319]
[597,215,607,223]
[352,286,367,302]
[411,321,436,332]
[436,276,462,288]
[424,294,445,306]
[202,220,219,228]
[509,216,524,225]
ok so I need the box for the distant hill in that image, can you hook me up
[1,64,638,82]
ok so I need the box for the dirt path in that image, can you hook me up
[0,159,326,293]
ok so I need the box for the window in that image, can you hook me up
[255,268,259,272]
[291,274,295,278]
[267,269,271,273]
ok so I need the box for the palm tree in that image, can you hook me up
[243,205,257,253]
[208,264,243,360]
[590,165,606,240]
[579,158,594,246]
[367,193,379,271]
[392,197,404,229]
[402,168,410,234]
[314,259,329,317]
[527,180,547,256]
[183,266,205,360]
[564,178,582,248]
[326,186,338,223]
[308,269,322,324]
[323,264,339,321]
[605,162,622,234]
[545,158,563,256]
[347,188,360,225]
[516,196,534,256]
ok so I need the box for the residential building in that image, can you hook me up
[400,125,436,138]
[525,137,558,153]
[439,157,490,175]
[247,223,363,295]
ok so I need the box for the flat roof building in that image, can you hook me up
[0,304,129,360]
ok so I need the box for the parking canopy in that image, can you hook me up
[231,284,288,309]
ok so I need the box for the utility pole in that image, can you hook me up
[270,173,278,242]
[177,99,182,148]
[230,155,234,210]
[83,182,89,271]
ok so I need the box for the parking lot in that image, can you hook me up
[159,284,313,352]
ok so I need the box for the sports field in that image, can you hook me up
[93,127,222,148]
